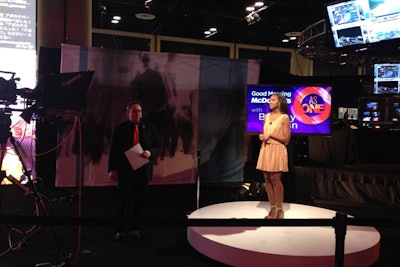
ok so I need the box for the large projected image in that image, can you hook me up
[0,0,37,185]
[0,0,36,87]
[247,85,332,135]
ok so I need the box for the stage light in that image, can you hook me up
[111,15,121,24]
[245,5,267,26]
[144,0,153,12]
[246,12,262,25]
[284,31,301,43]
[204,27,218,38]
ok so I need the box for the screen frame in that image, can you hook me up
[388,97,400,124]
[246,84,333,136]
[325,0,400,50]
[358,96,390,128]
[373,63,400,95]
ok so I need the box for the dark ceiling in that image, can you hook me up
[92,0,326,48]
[92,0,400,65]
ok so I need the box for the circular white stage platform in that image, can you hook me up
[187,201,380,267]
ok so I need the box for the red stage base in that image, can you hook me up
[187,201,380,267]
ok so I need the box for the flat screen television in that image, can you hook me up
[358,96,389,128]
[246,85,333,135]
[373,63,400,94]
[326,0,400,49]
[388,97,400,124]
[338,107,358,120]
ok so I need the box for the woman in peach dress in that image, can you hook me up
[256,93,291,219]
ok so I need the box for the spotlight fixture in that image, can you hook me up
[111,15,121,24]
[99,5,107,16]
[245,12,262,25]
[254,1,264,7]
[144,0,153,9]
[245,2,267,26]
[204,27,218,38]
[246,6,255,12]
[135,13,156,20]
[282,31,301,43]
[135,0,156,20]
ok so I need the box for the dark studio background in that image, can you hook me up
[1,0,400,264]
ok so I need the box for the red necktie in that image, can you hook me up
[133,124,139,145]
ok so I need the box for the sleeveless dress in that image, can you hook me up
[256,113,289,172]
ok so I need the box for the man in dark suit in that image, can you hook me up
[108,101,160,240]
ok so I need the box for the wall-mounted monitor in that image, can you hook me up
[373,63,400,94]
[326,0,400,49]
[246,85,332,135]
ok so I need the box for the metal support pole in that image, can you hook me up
[334,211,348,267]
[196,149,201,210]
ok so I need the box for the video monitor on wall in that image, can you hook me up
[326,0,400,49]
[246,85,333,135]
[374,63,400,94]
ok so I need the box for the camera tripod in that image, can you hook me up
[0,124,71,266]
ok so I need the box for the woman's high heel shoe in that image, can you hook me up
[265,205,277,219]
[276,207,284,219]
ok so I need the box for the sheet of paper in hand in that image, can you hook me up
[124,143,149,170]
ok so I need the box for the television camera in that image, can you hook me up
[0,70,93,265]
[1,69,95,178]
[0,71,36,142]
[1,69,95,130]
[0,70,37,195]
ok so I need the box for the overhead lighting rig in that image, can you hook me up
[135,0,156,21]
[245,2,268,25]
